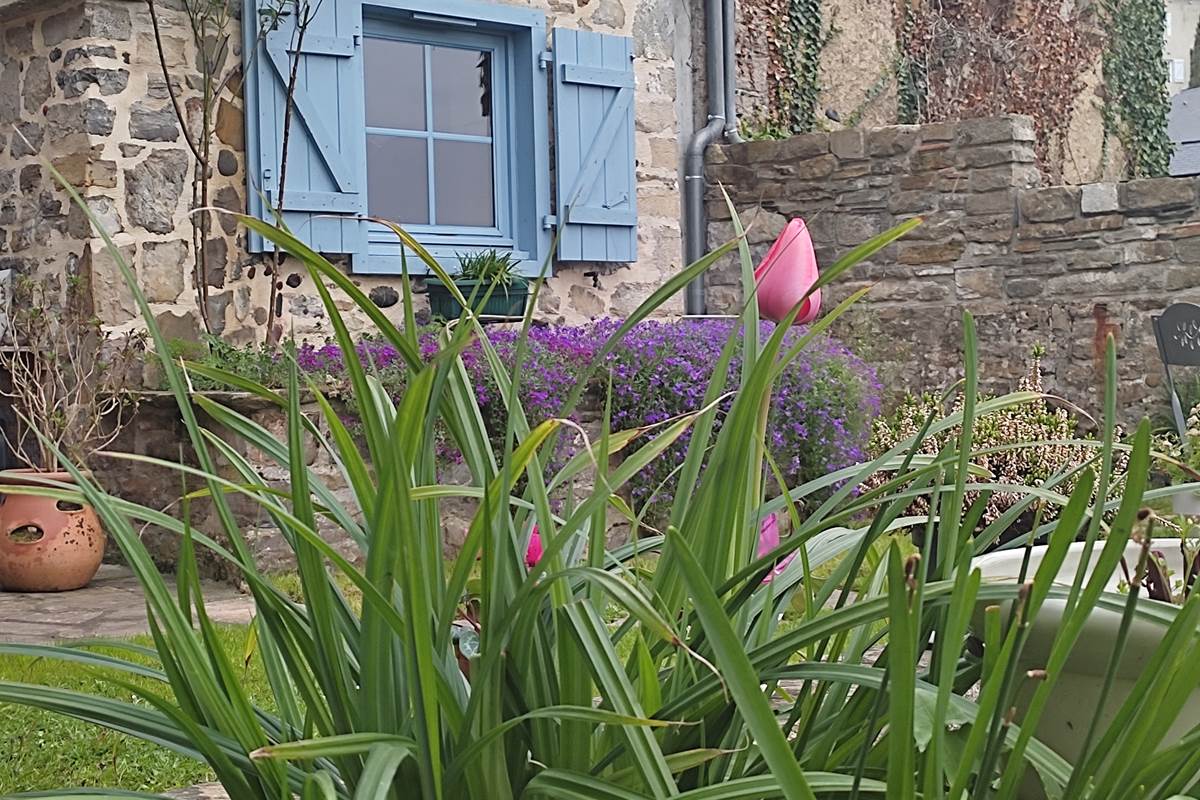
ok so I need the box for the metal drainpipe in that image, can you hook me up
[683,0,729,316]
[722,0,743,144]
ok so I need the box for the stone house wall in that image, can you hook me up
[0,0,691,347]
[707,115,1200,423]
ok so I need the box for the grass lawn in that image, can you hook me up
[0,624,267,795]
[0,544,899,794]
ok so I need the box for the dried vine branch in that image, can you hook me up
[0,271,145,470]
[265,1,322,347]
[894,0,1103,180]
[145,0,289,339]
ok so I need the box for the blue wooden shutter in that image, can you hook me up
[244,0,366,256]
[552,28,637,262]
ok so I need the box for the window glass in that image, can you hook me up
[434,140,494,226]
[367,134,429,224]
[364,30,501,231]
[364,38,425,130]
[431,46,492,136]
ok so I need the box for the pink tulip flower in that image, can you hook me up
[755,218,821,325]
[757,513,796,584]
[525,526,543,568]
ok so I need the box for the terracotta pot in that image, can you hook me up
[0,470,105,592]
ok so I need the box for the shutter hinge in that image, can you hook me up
[354,34,361,46]
[542,214,557,229]
[539,50,553,70]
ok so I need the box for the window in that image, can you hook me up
[244,0,638,274]
[361,18,525,270]
[364,32,503,231]
[1173,57,1187,83]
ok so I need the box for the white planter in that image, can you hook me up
[1172,489,1200,517]
[972,540,1196,798]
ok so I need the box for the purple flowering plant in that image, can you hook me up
[193,319,879,521]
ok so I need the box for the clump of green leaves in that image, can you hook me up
[11,184,1200,800]
[161,336,289,391]
[454,249,522,286]
[1101,0,1174,177]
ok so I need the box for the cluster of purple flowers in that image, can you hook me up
[288,319,880,518]
[599,319,880,512]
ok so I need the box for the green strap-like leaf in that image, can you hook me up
[668,529,817,800]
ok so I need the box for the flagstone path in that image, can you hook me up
[167,784,228,799]
[0,564,254,644]
[1,565,252,799]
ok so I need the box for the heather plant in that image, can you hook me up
[871,347,1125,544]
[1154,399,1200,487]
[12,185,1200,800]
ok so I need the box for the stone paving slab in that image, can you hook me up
[0,564,255,644]
[168,784,228,799]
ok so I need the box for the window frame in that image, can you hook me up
[355,0,551,277]
[1172,57,1187,84]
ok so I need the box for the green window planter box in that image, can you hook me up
[425,278,530,320]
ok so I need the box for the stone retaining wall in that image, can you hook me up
[707,115,1200,422]
[104,392,617,580]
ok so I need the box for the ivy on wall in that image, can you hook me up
[1191,15,1200,89]
[738,0,832,137]
[894,1,923,125]
[1100,0,1173,178]
[778,0,827,133]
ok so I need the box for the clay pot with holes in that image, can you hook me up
[0,470,104,592]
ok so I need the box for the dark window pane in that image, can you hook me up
[431,46,492,135]
[434,140,493,226]
[368,134,429,224]
[365,38,425,130]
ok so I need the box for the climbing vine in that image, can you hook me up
[894,1,924,125]
[893,0,1101,180]
[738,0,832,137]
[1100,0,1173,178]
[1191,15,1200,89]
[777,0,828,133]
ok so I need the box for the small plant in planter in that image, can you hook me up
[1154,402,1200,515]
[1118,517,1200,604]
[425,249,529,320]
[0,273,144,591]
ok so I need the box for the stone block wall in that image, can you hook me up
[0,0,690,347]
[103,394,370,579]
[0,1,106,293]
[104,392,618,580]
[707,115,1200,423]
[723,1,1111,185]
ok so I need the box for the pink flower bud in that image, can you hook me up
[755,219,821,326]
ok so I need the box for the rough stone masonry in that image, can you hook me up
[707,115,1200,424]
